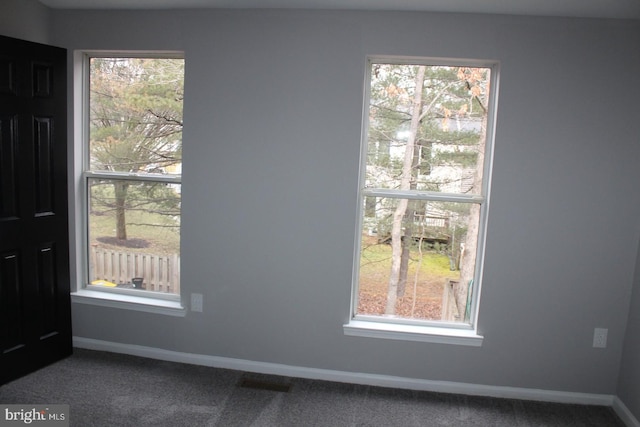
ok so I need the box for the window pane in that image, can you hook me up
[366,64,490,195]
[89,57,184,175]
[88,178,181,294]
[358,197,479,322]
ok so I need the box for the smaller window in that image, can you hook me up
[349,58,498,339]
[83,54,184,300]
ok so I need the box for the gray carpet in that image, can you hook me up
[0,349,625,426]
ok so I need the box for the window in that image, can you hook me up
[82,54,184,301]
[347,58,498,342]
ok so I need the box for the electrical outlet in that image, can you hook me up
[593,328,608,348]
[191,293,203,312]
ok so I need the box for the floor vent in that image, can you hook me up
[238,378,292,393]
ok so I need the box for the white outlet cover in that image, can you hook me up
[593,328,607,348]
[191,293,203,312]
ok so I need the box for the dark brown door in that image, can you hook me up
[0,35,71,385]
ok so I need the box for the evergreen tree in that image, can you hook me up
[89,57,183,242]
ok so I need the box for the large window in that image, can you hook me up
[350,58,498,337]
[83,54,184,299]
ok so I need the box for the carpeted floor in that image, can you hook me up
[0,349,625,426]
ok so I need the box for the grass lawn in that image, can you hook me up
[89,208,180,256]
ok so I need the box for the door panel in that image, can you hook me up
[0,35,71,385]
[0,251,24,354]
[0,115,18,218]
[34,116,55,215]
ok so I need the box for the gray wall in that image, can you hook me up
[618,238,640,416]
[39,7,640,402]
[0,0,50,44]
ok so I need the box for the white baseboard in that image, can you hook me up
[613,397,640,427]
[73,337,614,408]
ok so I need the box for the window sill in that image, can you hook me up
[343,320,483,346]
[71,289,187,317]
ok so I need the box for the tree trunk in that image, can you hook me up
[114,181,129,240]
[385,66,426,315]
[454,113,487,321]
[398,229,411,297]
[398,148,421,297]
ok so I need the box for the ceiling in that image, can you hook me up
[37,0,640,20]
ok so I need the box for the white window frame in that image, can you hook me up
[71,51,186,316]
[344,56,500,345]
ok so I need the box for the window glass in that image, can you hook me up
[354,60,495,325]
[89,58,183,174]
[86,56,183,296]
[358,197,479,322]
[365,64,487,195]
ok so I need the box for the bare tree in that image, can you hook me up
[385,66,426,315]
[451,68,490,321]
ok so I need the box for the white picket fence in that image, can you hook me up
[90,246,180,294]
